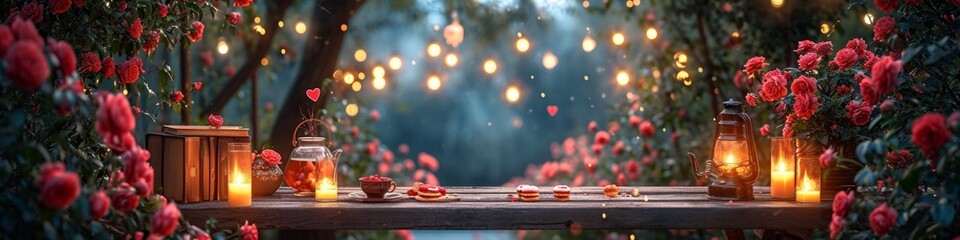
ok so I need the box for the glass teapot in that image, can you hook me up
[283,119,342,197]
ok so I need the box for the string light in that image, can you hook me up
[372,78,386,90]
[340,24,348,31]
[645,27,658,40]
[582,35,596,52]
[351,81,362,92]
[771,0,784,8]
[820,23,831,34]
[278,21,284,28]
[345,103,359,116]
[612,32,625,46]
[674,52,688,68]
[515,37,530,53]
[677,70,690,83]
[582,0,589,8]
[344,72,355,84]
[505,85,521,103]
[542,51,558,70]
[254,17,261,23]
[626,0,634,7]
[333,69,343,79]
[253,25,266,35]
[295,21,307,34]
[388,56,403,70]
[358,72,366,80]
[483,59,498,74]
[260,57,269,66]
[616,71,630,86]
[427,75,442,91]
[217,40,229,55]
[354,49,367,62]
[427,42,442,57]
[863,13,874,25]
[372,66,386,78]
[280,47,287,55]
[444,53,459,67]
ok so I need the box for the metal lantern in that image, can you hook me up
[690,100,761,201]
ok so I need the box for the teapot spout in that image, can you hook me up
[688,152,705,180]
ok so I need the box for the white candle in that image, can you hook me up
[315,178,337,202]
[228,171,252,207]
[796,174,820,203]
[771,160,796,199]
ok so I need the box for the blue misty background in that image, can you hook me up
[337,0,648,185]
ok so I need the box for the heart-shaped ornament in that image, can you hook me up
[306,88,321,102]
[546,105,558,117]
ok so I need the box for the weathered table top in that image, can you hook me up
[179,186,830,230]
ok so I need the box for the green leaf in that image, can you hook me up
[932,200,955,226]
[855,167,876,186]
[856,141,871,164]
[899,165,920,192]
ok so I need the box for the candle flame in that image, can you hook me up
[777,161,786,172]
[233,166,244,184]
[802,174,813,191]
[725,154,736,165]
[318,178,336,191]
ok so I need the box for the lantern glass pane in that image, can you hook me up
[712,139,751,178]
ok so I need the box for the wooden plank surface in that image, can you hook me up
[179,186,830,231]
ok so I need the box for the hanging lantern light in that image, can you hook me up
[673,52,688,68]
[689,100,761,201]
[443,12,464,48]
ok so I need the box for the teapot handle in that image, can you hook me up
[291,118,335,148]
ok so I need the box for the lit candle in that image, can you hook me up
[770,160,795,199]
[228,168,252,207]
[796,174,820,203]
[315,178,337,201]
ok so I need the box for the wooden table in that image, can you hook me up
[180,186,829,238]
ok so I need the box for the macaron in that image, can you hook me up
[603,184,619,198]
[418,184,443,198]
[553,185,571,200]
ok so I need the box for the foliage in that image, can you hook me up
[0,0,255,238]
[746,0,960,238]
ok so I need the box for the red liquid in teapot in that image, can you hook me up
[284,158,318,193]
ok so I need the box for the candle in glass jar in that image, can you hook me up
[796,174,820,203]
[228,170,252,207]
[770,160,795,199]
[315,178,337,201]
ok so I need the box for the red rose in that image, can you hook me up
[79,52,101,74]
[0,25,13,56]
[200,50,213,68]
[874,0,898,13]
[833,48,858,70]
[886,149,913,168]
[188,21,204,42]
[370,109,381,122]
[830,214,845,239]
[640,121,654,137]
[594,131,610,145]
[870,55,901,94]
[904,0,920,5]
[111,184,139,212]
[18,2,44,24]
[234,0,253,7]
[759,124,770,137]
[743,56,767,74]
[117,1,127,11]
[104,132,136,153]
[127,18,142,38]
[38,162,81,210]
[123,147,154,196]
[207,114,223,127]
[612,140,625,156]
[191,225,212,240]
[260,149,281,165]
[860,78,880,105]
[759,69,788,101]
[90,190,110,219]
[837,85,852,95]
[745,93,758,106]
[4,41,49,89]
[845,100,873,126]
[797,53,821,71]
[143,31,159,53]
[845,38,868,57]
[150,203,181,237]
[795,40,816,54]
[227,12,242,25]
[791,75,817,95]
[418,153,439,171]
[832,190,855,217]
[794,94,820,120]
[95,92,135,135]
[157,3,168,18]
[873,17,895,41]
[819,147,836,169]
[118,57,142,84]
[170,90,184,103]
[51,0,71,14]
[912,113,951,158]
[591,143,603,156]
[733,70,744,88]
[869,203,897,236]
[629,115,642,128]
[48,40,77,76]
[863,52,878,70]
[101,56,115,78]
[880,99,895,112]
[815,41,833,56]
[12,16,44,46]
[240,220,258,240]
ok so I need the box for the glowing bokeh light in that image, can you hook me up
[674,52,688,68]
[542,52,558,70]
[645,27,658,40]
[505,85,521,103]
[515,37,530,53]
[351,81,362,92]
[372,66,385,78]
[388,56,403,70]
[616,71,630,86]
[295,21,307,34]
[354,49,367,62]
[344,72,355,84]
[612,32,625,46]
[217,40,229,55]
[483,59,498,74]
[582,35,596,52]
[372,77,386,90]
[345,103,359,116]
[427,43,442,57]
[771,0,784,8]
[444,53,459,67]
[427,75,441,91]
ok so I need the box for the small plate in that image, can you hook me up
[347,192,406,203]
[415,195,461,202]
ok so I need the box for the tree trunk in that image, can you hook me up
[269,0,365,159]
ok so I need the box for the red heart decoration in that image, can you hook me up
[546,105,558,117]
[306,88,321,102]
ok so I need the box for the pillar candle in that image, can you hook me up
[770,160,795,199]
[228,172,252,207]
[315,178,337,202]
[796,174,820,203]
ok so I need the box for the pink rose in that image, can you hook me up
[759,124,770,137]
[830,214,846,239]
[95,92,135,135]
[795,40,816,54]
[594,131,610,145]
[16,2,44,24]
[873,17,895,41]
[815,41,834,56]
[0,25,12,56]
[207,114,223,127]
[111,184,139,212]
[90,190,110,219]
[870,55,902,94]
[234,0,253,7]
[188,21,204,42]
[260,149,282,165]
[12,17,44,47]
[4,41,49,89]
[745,93,758,106]
[791,75,817,95]
[797,53,821,71]
[837,85,852,95]
[418,153,439,171]
[587,121,597,132]
[845,38,868,57]
[150,203,181,237]
[743,56,767,74]
[591,143,603,156]
[640,121,655,137]
[912,113,951,159]
[127,18,142,38]
[227,12,242,25]
[629,115,642,128]
[759,69,788,101]
[48,40,77,76]
[860,78,880,105]
[833,191,855,217]
[820,147,836,169]
[833,48,858,70]
[370,110,381,122]
[793,94,820,120]
[880,100,895,112]
[122,147,154,196]
[869,203,897,236]
[863,52,879,70]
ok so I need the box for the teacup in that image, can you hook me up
[359,176,396,198]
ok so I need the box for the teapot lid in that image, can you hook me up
[297,137,326,146]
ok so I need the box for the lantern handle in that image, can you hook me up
[738,112,760,183]
[291,118,334,148]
